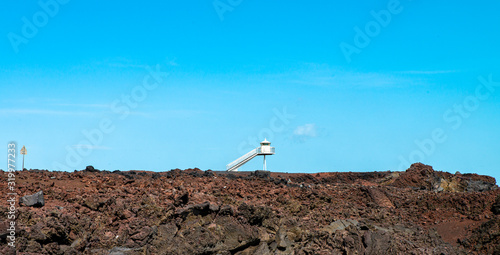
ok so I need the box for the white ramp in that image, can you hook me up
[226,148,258,171]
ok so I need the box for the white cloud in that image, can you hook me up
[293,123,317,138]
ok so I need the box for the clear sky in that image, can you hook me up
[1,1,499,183]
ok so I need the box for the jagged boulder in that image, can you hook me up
[467,180,497,192]
[20,190,45,207]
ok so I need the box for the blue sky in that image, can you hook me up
[1,1,499,183]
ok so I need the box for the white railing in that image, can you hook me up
[226,148,258,170]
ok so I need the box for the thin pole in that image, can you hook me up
[263,155,266,171]
[22,154,25,170]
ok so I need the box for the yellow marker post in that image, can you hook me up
[20,146,27,170]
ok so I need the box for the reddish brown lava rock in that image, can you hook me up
[0,164,498,254]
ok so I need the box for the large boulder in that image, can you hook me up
[84,165,99,172]
[20,190,45,207]
[466,180,497,192]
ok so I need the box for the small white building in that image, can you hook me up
[257,139,274,170]
[257,138,275,155]
[226,139,275,171]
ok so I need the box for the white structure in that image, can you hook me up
[226,139,275,171]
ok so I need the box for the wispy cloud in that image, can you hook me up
[290,123,329,144]
[166,58,179,66]
[394,70,459,75]
[2,98,110,109]
[96,57,179,69]
[288,71,404,88]
[107,62,148,69]
[0,108,96,116]
[71,145,111,150]
[293,123,317,138]
[2,98,64,104]
[0,108,151,118]
[150,109,213,119]
[50,103,110,108]
[265,63,418,88]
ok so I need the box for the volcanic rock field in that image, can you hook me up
[1,163,500,254]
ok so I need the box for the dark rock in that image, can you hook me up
[42,242,61,254]
[220,205,235,216]
[165,169,182,179]
[84,165,99,172]
[0,246,16,255]
[174,191,189,207]
[226,173,238,180]
[492,196,500,215]
[467,180,497,192]
[364,230,392,255]
[272,178,287,185]
[24,240,43,254]
[0,221,10,240]
[253,242,271,255]
[130,226,154,246]
[185,168,204,177]
[20,190,45,207]
[176,201,219,218]
[83,196,108,211]
[252,170,270,179]
[204,170,215,177]
[238,203,273,226]
[462,217,500,254]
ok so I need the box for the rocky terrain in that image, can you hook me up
[1,163,499,254]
